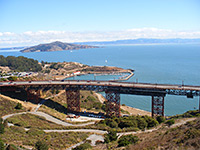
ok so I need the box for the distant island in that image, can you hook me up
[75,38,200,45]
[20,41,98,53]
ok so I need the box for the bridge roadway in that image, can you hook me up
[0,80,200,97]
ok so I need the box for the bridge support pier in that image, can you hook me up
[105,91,120,117]
[152,96,164,117]
[27,89,40,103]
[66,89,80,113]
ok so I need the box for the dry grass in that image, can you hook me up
[0,126,90,150]
[0,95,26,117]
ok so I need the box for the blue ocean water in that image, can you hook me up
[1,44,200,116]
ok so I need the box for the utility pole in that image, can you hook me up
[199,95,200,112]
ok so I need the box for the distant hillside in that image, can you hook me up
[21,41,98,53]
[75,38,200,45]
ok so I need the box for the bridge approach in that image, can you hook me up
[0,80,200,117]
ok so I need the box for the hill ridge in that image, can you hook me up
[21,41,98,53]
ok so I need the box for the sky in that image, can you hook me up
[0,0,200,47]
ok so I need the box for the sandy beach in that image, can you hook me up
[95,93,151,116]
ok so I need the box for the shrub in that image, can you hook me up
[6,144,18,150]
[35,140,49,150]
[165,119,175,126]
[15,103,22,110]
[118,120,137,129]
[0,123,4,134]
[27,128,44,136]
[156,116,166,124]
[106,119,118,128]
[87,96,95,102]
[72,142,92,150]
[143,116,159,128]
[7,76,18,81]
[136,117,147,130]
[118,134,139,147]
[0,139,5,150]
[104,130,118,143]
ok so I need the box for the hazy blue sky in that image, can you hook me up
[0,0,200,47]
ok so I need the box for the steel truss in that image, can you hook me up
[27,89,40,103]
[105,91,120,117]
[166,89,200,97]
[152,96,164,117]
[66,89,80,112]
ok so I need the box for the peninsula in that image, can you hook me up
[20,41,98,53]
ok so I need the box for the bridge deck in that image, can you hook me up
[1,80,200,96]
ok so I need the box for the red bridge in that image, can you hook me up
[1,80,200,117]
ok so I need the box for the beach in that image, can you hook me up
[95,93,151,116]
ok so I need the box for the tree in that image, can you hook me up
[118,134,139,147]
[35,140,48,150]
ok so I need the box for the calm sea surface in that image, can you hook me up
[1,44,200,116]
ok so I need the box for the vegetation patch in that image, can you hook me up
[0,126,89,150]
[170,110,200,119]
[118,134,139,147]
[96,115,158,132]
[128,118,200,150]
[6,113,66,129]
[72,142,92,150]
[0,55,42,72]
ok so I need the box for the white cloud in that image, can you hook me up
[0,28,200,47]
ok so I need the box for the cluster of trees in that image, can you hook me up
[99,115,159,130]
[105,130,139,147]
[0,55,42,72]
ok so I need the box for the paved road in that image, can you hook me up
[2,110,197,149]
[2,111,95,127]
[66,134,104,150]
[1,80,200,91]
[44,129,107,134]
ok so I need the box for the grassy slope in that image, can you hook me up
[6,113,66,129]
[128,118,200,150]
[0,126,89,150]
[0,96,26,117]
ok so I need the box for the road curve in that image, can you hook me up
[2,111,95,127]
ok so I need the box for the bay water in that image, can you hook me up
[1,44,200,116]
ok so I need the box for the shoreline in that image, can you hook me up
[54,70,134,81]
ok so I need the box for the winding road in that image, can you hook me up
[2,109,197,149]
